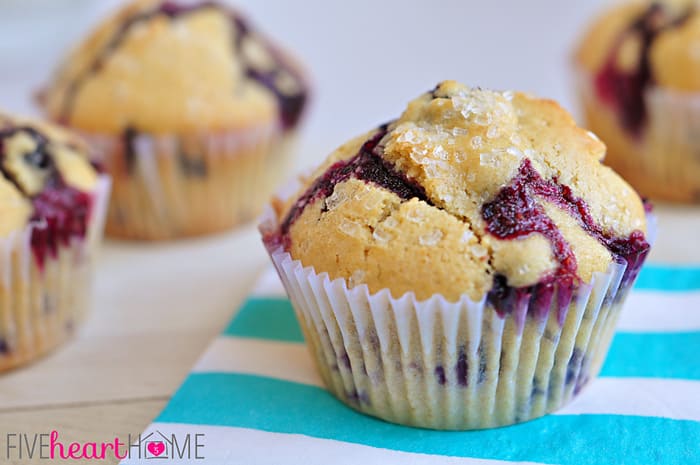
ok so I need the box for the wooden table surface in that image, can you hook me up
[0,204,698,465]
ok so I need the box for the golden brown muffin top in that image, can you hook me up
[576,0,700,91]
[0,112,98,237]
[266,81,649,303]
[42,0,308,135]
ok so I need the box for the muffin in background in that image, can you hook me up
[574,0,700,203]
[0,112,109,372]
[260,81,652,430]
[41,0,309,240]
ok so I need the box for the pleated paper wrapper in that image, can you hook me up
[0,176,110,371]
[260,200,651,430]
[84,123,296,240]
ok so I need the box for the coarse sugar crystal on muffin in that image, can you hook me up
[41,0,309,240]
[574,0,700,202]
[0,112,109,372]
[261,81,651,430]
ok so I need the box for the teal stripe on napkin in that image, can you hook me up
[157,373,700,465]
[226,297,304,343]
[141,264,700,465]
[635,265,700,292]
[601,331,700,379]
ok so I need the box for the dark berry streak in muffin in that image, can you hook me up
[55,0,307,132]
[594,2,693,135]
[268,108,649,324]
[279,124,430,241]
[261,81,652,430]
[0,127,94,268]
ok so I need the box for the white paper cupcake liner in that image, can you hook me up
[260,198,653,430]
[0,175,110,372]
[268,245,629,430]
[82,122,296,240]
[574,68,700,202]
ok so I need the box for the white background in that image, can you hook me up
[0,0,610,167]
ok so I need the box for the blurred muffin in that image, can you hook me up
[574,0,700,202]
[41,0,308,240]
[0,112,109,372]
[260,81,651,430]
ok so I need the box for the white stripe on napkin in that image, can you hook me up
[617,291,700,331]
[194,337,322,387]
[559,377,700,421]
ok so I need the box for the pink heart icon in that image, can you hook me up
[147,441,165,457]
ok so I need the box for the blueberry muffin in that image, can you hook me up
[574,0,700,202]
[41,0,308,240]
[0,112,109,372]
[260,81,652,430]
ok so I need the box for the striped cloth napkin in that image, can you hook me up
[124,265,700,465]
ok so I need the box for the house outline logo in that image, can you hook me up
[141,431,171,460]
[136,429,206,460]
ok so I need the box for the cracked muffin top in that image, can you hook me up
[264,81,650,303]
[0,112,98,241]
[575,0,700,134]
[41,0,308,134]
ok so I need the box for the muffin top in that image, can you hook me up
[265,81,650,303]
[41,0,308,135]
[0,112,98,246]
[575,0,700,134]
